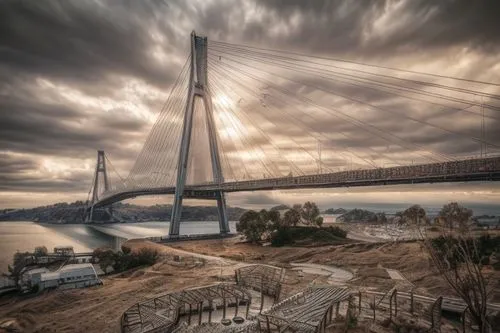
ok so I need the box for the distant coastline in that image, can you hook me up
[1,201,499,225]
[0,201,247,224]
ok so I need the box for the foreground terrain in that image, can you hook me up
[0,237,498,332]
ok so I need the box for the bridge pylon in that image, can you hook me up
[86,150,113,222]
[169,31,230,237]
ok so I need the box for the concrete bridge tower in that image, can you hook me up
[169,31,230,238]
[86,150,112,222]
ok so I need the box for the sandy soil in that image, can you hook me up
[0,237,498,332]
[170,237,500,298]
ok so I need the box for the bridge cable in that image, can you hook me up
[210,41,500,89]
[208,54,454,163]
[209,58,405,169]
[209,44,500,113]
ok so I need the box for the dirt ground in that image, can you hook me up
[0,238,498,333]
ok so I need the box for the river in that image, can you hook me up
[0,221,237,273]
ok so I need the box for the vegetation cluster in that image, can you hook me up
[236,201,347,246]
[92,246,159,273]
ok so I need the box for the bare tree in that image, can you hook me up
[421,203,492,333]
[300,201,323,227]
[437,202,473,234]
[402,204,427,226]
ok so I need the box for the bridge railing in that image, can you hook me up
[96,156,500,205]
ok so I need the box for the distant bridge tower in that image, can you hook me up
[169,31,230,237]
[86,150,112,222]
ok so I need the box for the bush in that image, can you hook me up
[324,226,347,238]
[312,230,337,242]
[93,247,158,273]
[34,246,48,257]
[270,226,347,246]
[30,284,39,293]
[271,228,293,247]
[136,248,159,266]
[121,245,132,255]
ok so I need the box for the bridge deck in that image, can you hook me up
[94,156,500,208]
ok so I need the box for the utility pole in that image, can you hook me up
[318,141,322,174]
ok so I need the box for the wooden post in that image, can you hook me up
[358,291,362,315]
[389,292,393,322]
[372,295,376,321]
[266,316,271,331]
[462,306,468,333]
[336,302,340,317]
[410,290,414,314]
[394,290,398,317]
[260,289,265,314]
[245,300,250,319]
[198,301,203,325]
[137,304,142,323]
[188,304,192,325]
[235,297,239,316]
[208,300,213,323]
[223,297,227,319]
[344,298,351,333]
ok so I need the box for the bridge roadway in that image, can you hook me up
[93,156,500,208]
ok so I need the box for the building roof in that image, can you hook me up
[40,272,60,281]
[26,268,49,275]
[59,263,94,271]
[39,263,98,282]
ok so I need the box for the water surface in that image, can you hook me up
[0,221,236,273]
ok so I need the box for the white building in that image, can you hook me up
[38,263,101,291]
[20,268,50,291]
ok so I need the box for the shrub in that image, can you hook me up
[34,246,48,257]
[312,229,337,242]
[324,226,347,238]
[121,245,132,255]
[271,228,293,247]
[136,248,159,266]
[270,226,347,246]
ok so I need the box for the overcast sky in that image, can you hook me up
[1,0,499,211]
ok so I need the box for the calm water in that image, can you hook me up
[0,221,237,273]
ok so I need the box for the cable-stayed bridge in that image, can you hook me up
[86,32,500,237]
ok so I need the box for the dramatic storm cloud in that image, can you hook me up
[0,0,499,209]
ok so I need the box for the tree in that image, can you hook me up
[92,248,118,272]
[282,209,301,227]
[236,210,268,243]
[7,251,31,286]
[121,245,132,255]
[402,205,427,226]
[34,246,48,257]
[438,202,473,234]
[421,204,492,333]
[300,201,322,227]
[292,204,302,213]
[267,210,281,229]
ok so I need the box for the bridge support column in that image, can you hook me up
[169,31,229,237]
[86,150,112,222]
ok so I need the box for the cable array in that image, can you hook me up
[96,39,500,199]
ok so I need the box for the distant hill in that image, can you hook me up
[324,208,347,214]
[270,204,290,211]
[0,201,247,224]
